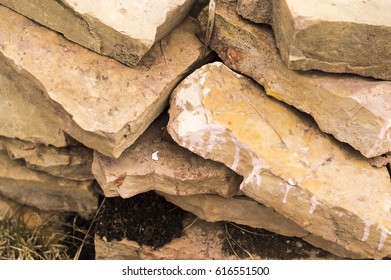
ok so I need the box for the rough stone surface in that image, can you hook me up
[0,73,67,147]
[267,0,391,80]
[237,0,272,24]
[0,136,93,181]
[369,154,391,168]
[0,151,97,216]
[93,114,241,198]
[198,0,391,158]
[161,193,306,237]
[162,192,363,258]
[0,6,208,158]
[168,62,391,259]
[0,0,196,66]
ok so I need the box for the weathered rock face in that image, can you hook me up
[0,0,196,66]
[266,0,391,80]
[93,114,241,198]
[0,6,207,158]
[161,193,307,237]
[0,151,97,216]
[0,73,67,147]
[168,62,391,259]
[0,136,93,181]
[198,0,391,158]
[237,0,272,24]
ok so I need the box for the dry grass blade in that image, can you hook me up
[228,222,276,236]
[203,0,216,57]
[182,217,198,233]
[224,223,254,260]
[73,197,106,260]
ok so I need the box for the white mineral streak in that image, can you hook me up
[361,219,375,242]
[309,195,319,214]
[377,225,390,250]
[368,120,391,157]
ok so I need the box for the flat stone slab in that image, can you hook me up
[0,136,93,181]
[161,193,306,237]
[198,0,391,158]
[0,151,97,216]
[162,192,363,258]
[168,62,391,259]
[93,114,241,198]
[0,0,196,66]
[0,72,67,147]
[0,6,207,158]
[271,0,391,80]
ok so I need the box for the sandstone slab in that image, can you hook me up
[0,72,67,147]
[0,0,196,66]
[0,6,207,158]
[237,0,272,24]
[92,114,241,198]
[198,0,391,158]
[168,62,391,259]
[161,193,363,258]
[161,193,306,237]
[0,136,93,181]
[267,0,391,80]
[0,151,97,216]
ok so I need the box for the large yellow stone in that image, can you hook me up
[198,0,391,158]
[168,62,391,259]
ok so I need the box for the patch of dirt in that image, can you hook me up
[222,222,334,259]
[95,191,186,249]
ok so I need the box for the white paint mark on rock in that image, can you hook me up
[152,151,159,161]
[309,195,319,214]
[377,225,390,251]
[282,183,294,204]
[361,219,375,242]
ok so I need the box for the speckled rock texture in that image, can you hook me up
[0,6,208,158]
[0,0,196,66]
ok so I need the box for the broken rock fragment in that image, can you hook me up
[0,72,67,147]
[237,0,272,24]
[198,0,391,158]
[0,151,97,216]
[0,136,93,181]
[0,0,196,66]
[0,6,207,158]
[168,62,391,259]
[270,0,391,80]
[92,114,241,198]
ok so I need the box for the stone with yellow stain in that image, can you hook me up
[198,0,391,158]
[0,0,196,66]
[92,114,241,198]
[0,6,207,158]
[168,62,391,259]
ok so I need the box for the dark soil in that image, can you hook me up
[222,222,333,259]
[95,191,186,249]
